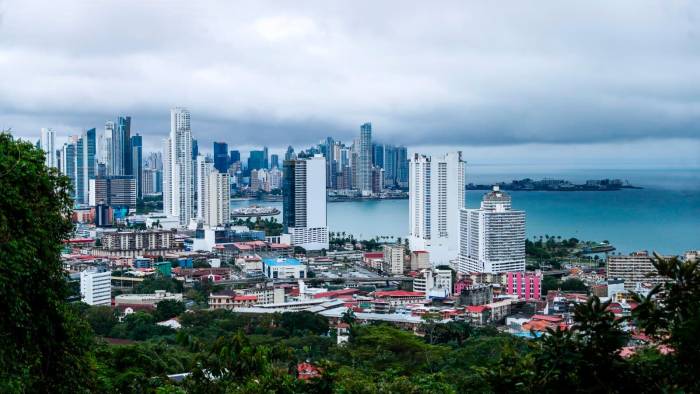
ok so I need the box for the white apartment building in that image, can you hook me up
[40,128,56,168]
[382,244,405,275]
[195,155,214,221]
[80,267,112,306]
[459,186,526,274]
[163,108,193,226]
[206,171,230,227]
[607,251,668,291]
[409,152,466,265]
[413,268,453,298]
[282,155,329,250]
[262,258,308,279]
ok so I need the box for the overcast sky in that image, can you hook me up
[1,1,699,168]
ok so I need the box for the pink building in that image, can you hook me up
[505,272,542,300]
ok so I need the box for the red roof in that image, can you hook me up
[531,314,564,323]
[297,362,321,380]
[373,290,424,298]
[363,252,384,259]
[234,295,258,301]
[466,305,489,313]
[313,288,359,299]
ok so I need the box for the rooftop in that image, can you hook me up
[263,258,302,266]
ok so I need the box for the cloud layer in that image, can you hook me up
[1,1,699,157]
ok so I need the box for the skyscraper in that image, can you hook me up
[195,155,214,221]
[358,123,373,195]
[383,145,396,187]
[409,151,466,265]
[61,140,77,201]
[248,150,265,172]
[76,136,85,203]
[213,142,229,173]
[396,146,408,188]
[459,186,525,274]
[130,134,143,199]
[263,146,269,169]
[283,155,328,251]
[39,128,56,168]
[285,145,295,161]
[101,121,114,174]
[206,171,230,227]
[163,108,194,226]
[372,144,384,168]
[229,150,241,164]
[112,116,131,175]
[270,154,279,169]
[82,128,96,204]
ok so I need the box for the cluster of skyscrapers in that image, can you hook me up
[39,116,152,214]
[289,123,409,195]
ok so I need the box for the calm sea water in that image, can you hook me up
[231,169,700,255]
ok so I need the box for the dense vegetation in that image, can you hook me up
[2,133,699,392]
[232,217,283,236]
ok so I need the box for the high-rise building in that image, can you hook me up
[130,134,143,199]
[383,145,397,188]
[91,175,137,208]
[76,135,85,204]
[142,168,163,195]
[80,267,111,306]
[358,123,373,195]
[270,154,279,169]
[373,144,384,168]
[607,251,669,291]
[409,151,466,265]
[112,116,131,175]
[82,128,97,204]
[459,186,526,274]
[195,155,214,220]
[248,150,266,172]
[213,142,229,173]
[382,244,405,275]
[285,145,296,161]
[283,155,328,251]
[61,140,77,201]
[229,150,241,164]
[372,166,384,194]
[206,171,230,227]
[263,146,269,169]
[100,122,114,174]
[163,108,194,226]
[396,146,408,188]
[39,128,56,168]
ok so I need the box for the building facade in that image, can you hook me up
[283,155,328,250]
[459,186,526,274]
[607,251,667,291]
[358,123,373,195]
[80,267,111,306]
[163,108,193,226]
[409,151,466,265]
[40,127,56,168]
[505,271,542,300]
[382,244,405,275]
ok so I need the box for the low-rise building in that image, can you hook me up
[410,250,430,271]
[209,290,259,310]
[413,268,453,298]
[505,271,542,300]
[114,290,183,306]
[382,244,405,275]
[262,258,307,279]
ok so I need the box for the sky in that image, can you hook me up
[1,0,699,169]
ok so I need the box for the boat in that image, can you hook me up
[231,205,280,217]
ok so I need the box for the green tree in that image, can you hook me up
[154,300,186,322]
[0,132,96,392]
[560,278,587,292]
[85,305,119,336]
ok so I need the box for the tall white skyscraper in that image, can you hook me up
[163,108,193,226]
[206,171,230,227]
[195,155,214,221]
[358,123,372,195]
[409,151,465,265]
[39,128,56,168]
[283,154,329,250]
[459,186,526,274]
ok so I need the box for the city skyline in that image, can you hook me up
[1,1,698,169]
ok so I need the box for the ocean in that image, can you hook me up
[231,168,700,255]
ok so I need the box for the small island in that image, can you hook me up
[467,178,642,191]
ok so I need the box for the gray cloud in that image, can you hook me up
[1,0,699,159]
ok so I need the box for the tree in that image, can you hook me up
[560,278,587,292]
[0,133,96,392]
[85,305,119,336]
[541,276,560,293]
[154,300,186,322]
